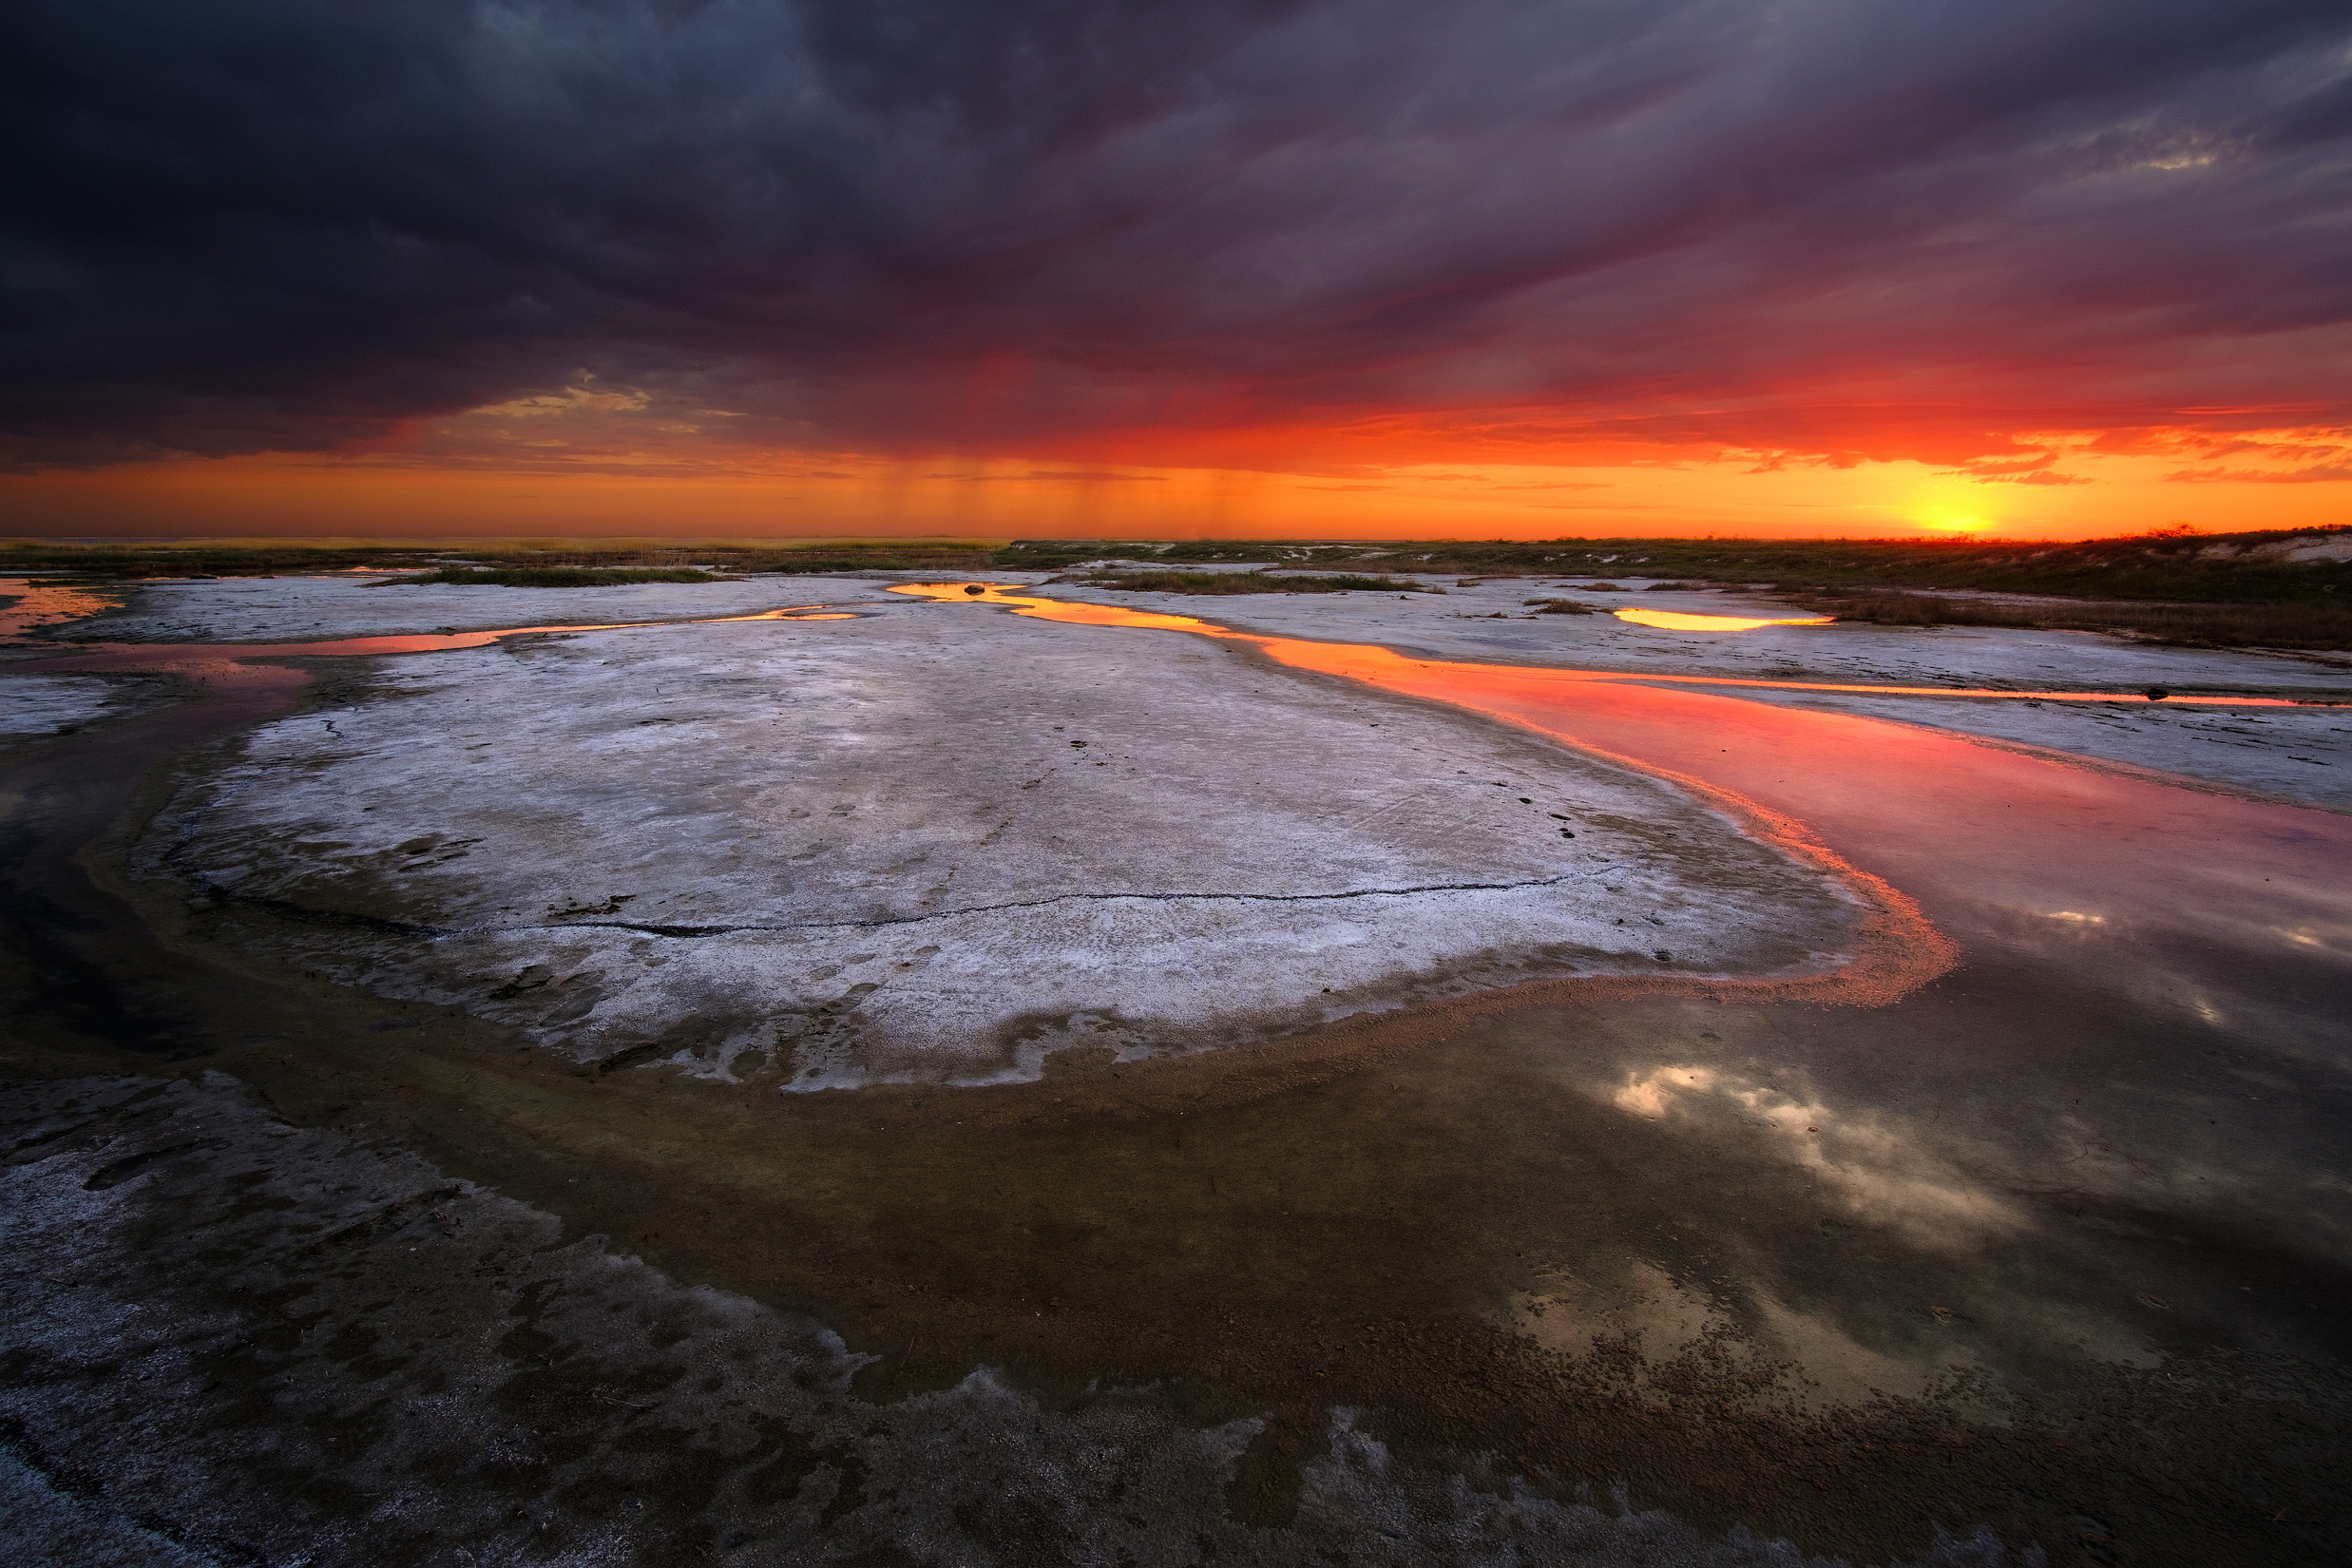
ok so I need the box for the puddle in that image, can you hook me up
[0,576,122,640]
[1611,607,1834,632]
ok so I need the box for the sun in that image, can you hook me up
[1911,512,1996,535]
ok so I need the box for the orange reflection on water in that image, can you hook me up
[705,605,870,622]
[0,577,120,641]
[891,582,1219,634]
[1613,608,1833,632]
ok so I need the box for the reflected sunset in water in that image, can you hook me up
[1611,608,1834,632]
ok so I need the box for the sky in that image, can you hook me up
[6,0,2350,541]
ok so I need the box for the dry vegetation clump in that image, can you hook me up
[1082,570,1431,595]
[1792,589,2352,650]
[1522,598,1600,615]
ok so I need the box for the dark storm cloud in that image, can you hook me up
[5,0,2349,468]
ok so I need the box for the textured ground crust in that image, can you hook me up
[141,598,1856,1086]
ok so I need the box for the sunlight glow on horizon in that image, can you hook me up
[4,427,2346,542]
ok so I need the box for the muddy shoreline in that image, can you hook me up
[5,593,2350,1564]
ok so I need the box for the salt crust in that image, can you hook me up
[0,672,134,735]
[0,670,173,740]
[145,594,1854,1086]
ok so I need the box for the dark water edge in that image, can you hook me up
[2,650,2349,1566]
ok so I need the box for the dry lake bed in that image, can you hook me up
[3,568,2348,1567]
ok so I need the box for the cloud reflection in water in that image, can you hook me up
[1612,1062,2021,1247]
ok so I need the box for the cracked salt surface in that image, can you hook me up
[140,583,1857,1087]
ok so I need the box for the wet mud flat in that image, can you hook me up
[9,941,2349,1567]
[3,580,2350,1566]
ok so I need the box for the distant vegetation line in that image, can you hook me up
[11,528,2342,602]
[394,566,729,587]
[1001,529,2352,604]
[4,528,2348,648]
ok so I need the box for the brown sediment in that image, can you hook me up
[19,919,2347,1567]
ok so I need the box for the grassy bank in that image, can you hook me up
[1001,528,2352,604]
[1792,589,2352,651]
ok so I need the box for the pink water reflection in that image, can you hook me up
[893,582,2352,979]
